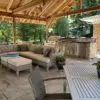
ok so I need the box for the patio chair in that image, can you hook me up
[29,67,71,100]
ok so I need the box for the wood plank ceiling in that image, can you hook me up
[0,0,99,24]
[0,0,75,24]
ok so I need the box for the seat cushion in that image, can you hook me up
[19,52,50,64]
[8,57,32,67]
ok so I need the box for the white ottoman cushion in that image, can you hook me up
[8,57,32,67]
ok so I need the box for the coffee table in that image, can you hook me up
[1,54,32,76]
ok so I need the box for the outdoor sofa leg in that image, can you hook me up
[30,65,32,73]
[63,80,67,93]
[16,71,19,77]
[46,66,49,71]
[1,64,2,68]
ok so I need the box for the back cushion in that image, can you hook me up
[9,44,18,52]
[43,47,51,57]
[0,44,18,53]
[0,45,10,53]
[17,44,29,51]
[30,44,43,54]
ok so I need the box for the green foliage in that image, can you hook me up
[0,21,12,43]
[56,53,65,62]
[70,14,94,37]
[52,52,65,63]
[85,0,98,7]
[53,13,94,37]
[93,60,100,71]
[17,23,30,41]
[54,16,69,37]
[0,22,45,43]
[52,0,100,37]
[69,10,96,37]
[17,23,45,43]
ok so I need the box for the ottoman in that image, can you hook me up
[1,56,32,76]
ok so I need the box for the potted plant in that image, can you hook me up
[93,60,100,78]
[55,53,65,70]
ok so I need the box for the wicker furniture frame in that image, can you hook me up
[1,56,32,77]
[29,67,72,100]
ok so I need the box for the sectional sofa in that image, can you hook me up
[0,44,58,71]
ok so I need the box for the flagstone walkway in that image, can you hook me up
[0,58,97,100]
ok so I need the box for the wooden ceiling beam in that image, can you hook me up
[17,0,23,8]
[38,0,56,17]
[47,0,74,16]
[0,11,46,21]
[43,0,46,6]
[2,0,14,21]
[56,0,75,15]
[28,7,35,15]
[57,5,100,17]
[46,17,56,27]
[1,16,5,21]
[7,0,14,11]
[13,0,42,13]
[47,0,65,16]
[62,0,75,11]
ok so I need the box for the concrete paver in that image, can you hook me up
[0,58,96,100]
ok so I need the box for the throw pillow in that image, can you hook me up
[43,48,51,57]
[30,44,43,54]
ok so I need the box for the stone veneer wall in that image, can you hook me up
[57,38,96,59]
[93,24,100,52]
[0,44,18,53]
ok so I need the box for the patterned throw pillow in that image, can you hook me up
[43,46,56,57]
[43,48,51,57]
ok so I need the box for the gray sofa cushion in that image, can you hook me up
[19,52,50,64]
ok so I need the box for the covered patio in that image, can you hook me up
[0,0,100,100]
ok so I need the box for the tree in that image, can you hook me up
[53,16,69,37]
[52,0,99,38]
[17,23,45,43]
[68,0,99,37]
[17,23,30,41]
[0,21,12,43]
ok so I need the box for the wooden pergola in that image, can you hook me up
[0,0,100,43]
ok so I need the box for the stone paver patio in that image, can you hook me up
[0,58,97,100]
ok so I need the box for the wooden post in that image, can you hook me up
[45,17,55,42]
[12,17,16,44]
